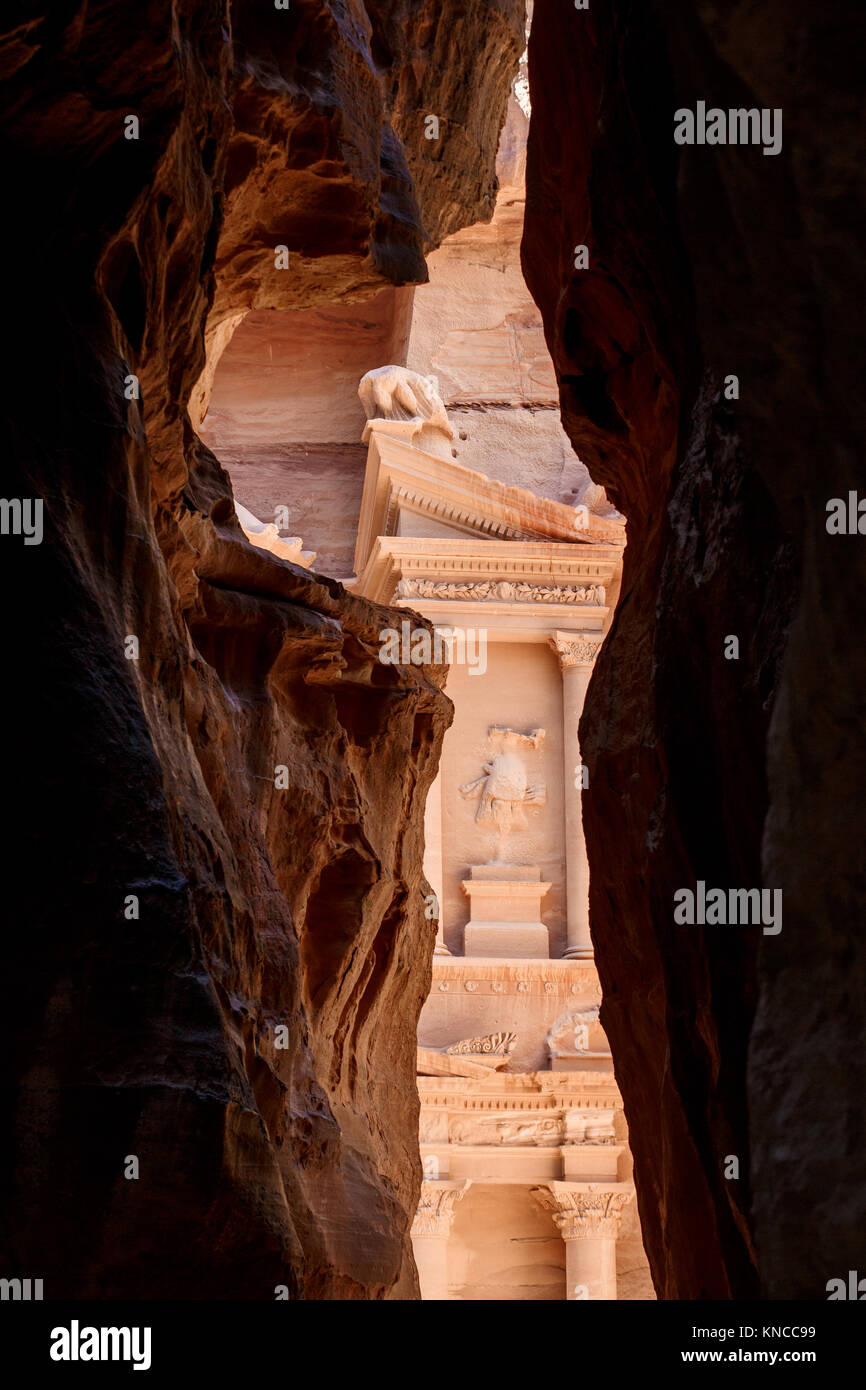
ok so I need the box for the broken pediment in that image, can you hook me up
[353,422,624,577]
[417,1032,518,1078]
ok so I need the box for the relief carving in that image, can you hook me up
[459,726,546,835]
[419,1112,449,1143]
[450,1114,564,1146]
[563,1107,617,1146]
[446,1031,517,1056]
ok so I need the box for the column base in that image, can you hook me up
[433,942,452,956]
[562,945,594,960]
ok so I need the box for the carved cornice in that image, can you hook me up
[418,1089,622,1112]
[532,1184,634,1240]
[388,485,524,542]
[411,1181,470,1238]
[549,634,603,670]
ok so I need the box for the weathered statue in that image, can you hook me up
[358,364,454,456]
[459,726,546,835]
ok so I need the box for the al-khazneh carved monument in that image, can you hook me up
[353,354,652,1300]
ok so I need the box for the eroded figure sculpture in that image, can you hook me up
[459,726,546,835]
[358,364,454,456]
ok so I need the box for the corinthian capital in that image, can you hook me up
[532,1182,633,1240]
[549,632,603,672]
[411,1181,471,1238]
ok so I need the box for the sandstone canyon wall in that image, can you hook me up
[0,0,521,1298]
[523,0,864,1299]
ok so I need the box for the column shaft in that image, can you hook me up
[423,770,449,954]
[413,1235,451,1300]
[565,1233,618,1300]
[561,660,593,959]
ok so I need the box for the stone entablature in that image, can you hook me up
[418,1073,621,1108]
[418,1074,627,1190]
[355,535,623,614]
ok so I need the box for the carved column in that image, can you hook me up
[411,1181,470,1299]
[549,634,602,959]
[533,1182,632,1300]
[423,770,449,954]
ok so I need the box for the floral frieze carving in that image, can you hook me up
[395,578,607,605]
[445,1031,517,1056]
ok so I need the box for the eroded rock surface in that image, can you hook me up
[524,0,864,1298]
[0,0,519,1298]
[194,0,524,419]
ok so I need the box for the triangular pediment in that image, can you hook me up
[353,428,624,576]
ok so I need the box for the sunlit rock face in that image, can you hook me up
[193,0,525,421]
[0,0,520,1298]
[523,0,864,1299]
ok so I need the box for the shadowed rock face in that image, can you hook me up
[0,0,519,1298]
[524,0,865,1299]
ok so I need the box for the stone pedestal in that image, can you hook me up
[532,1181,633,1300]
[410,1181,470,1300]
[461,865,551,958]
